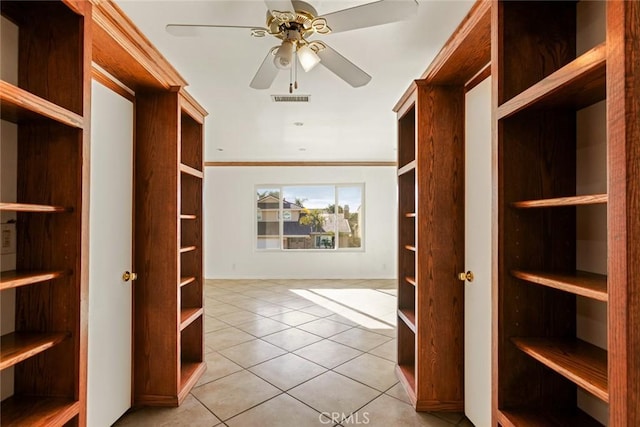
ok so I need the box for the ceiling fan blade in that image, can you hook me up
[316,43,371,88]
[250,47,280,90]
[319,0,418,34]
[166,24,267,37]
[264,0,296,15]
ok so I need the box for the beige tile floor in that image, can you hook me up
[114,279,473,427]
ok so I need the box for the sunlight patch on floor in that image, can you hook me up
[290,289,396,329]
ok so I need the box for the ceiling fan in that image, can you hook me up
[166,0,418,93]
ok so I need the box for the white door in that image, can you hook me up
[88,80,134,426]
[464,77,492,427]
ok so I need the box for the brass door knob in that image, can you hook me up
[122,271,137,282]
[458,271,474,282]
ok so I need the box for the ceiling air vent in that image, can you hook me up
[271,95,310,103]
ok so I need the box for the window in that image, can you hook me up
[256,188,280,249]
[256,184,364,251]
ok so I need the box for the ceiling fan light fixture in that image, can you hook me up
[168,0,420,91]
[274,40,294,69]
[297,44,321,72]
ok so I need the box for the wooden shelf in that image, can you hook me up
[397,160,416,176]
[0,81,84,129]
[497,43,606,119]
[398,308,417,333]
[511,270,607,302]
[398,365,416,390]
[0,396,80,427]
[404,212,416,218]
[179,163,203,179]
[511,194,607,209]
[396,364,416,393]
[0,270,66,291]
[405,276,416,286]
[1,332,69,370]
[0,202,70,212]
[511,337,608,402]
[404,244,416,252]
[179,307,203,331]
[180,276,196,288]
[180,214,197,220]
[179,361,206,392]
[498,408,603,427]
[179,245,197,253]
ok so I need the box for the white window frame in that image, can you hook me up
[255,183,365,252]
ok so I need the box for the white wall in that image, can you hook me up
[204,166,397,279]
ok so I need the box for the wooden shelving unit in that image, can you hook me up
[493,1,639,425]
[0,1,90,425]
[133,89,207,406]
[395,79,466,412]
[394,0,491,412]
[396,91,419,406]
[178,95,206,403]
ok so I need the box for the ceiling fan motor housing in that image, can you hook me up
[266,0,318,40]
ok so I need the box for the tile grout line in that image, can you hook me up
[198,279,406,427]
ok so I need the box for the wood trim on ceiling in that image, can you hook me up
[205,161,397,167]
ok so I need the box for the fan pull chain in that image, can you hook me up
[289,59,293,93]
[294,50,298,90]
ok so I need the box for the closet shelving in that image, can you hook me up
[493,1,639,425]
[395,81,467,412]
[396,95,417,398]
[0,0,90,425]
[178,94,205,396]
[133,89,207,406]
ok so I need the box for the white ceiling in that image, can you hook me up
[116,0,474,162]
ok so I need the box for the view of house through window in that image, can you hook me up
[256,185,363,250]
